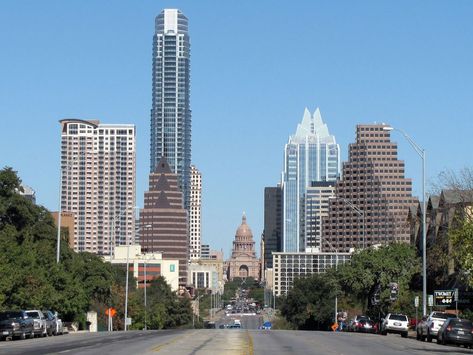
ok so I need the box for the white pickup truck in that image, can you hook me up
[416,311,453,342]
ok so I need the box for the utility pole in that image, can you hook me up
[384,126,427,316]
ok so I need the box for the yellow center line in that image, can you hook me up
[152,331,196,352]
[246,330,254,355]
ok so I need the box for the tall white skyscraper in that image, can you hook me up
[150,9,191,209]
[282,108,340,252]
[189,165,202,260]
[59,119,136,255]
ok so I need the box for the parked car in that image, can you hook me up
[25,310,47,337]
[417,312,453,342]
[348,315,370,332]
[43,311,63,336]
[354,319,376,333]
[0,311,34,340]
[53,312,64,335]
[381,313,409,337]
[437,318,473,348]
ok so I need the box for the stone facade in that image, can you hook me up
[227,214,260,281]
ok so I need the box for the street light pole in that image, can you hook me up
[341,198,365,249]
[137,224,152,331]
[123,206,139,331]
[322,236,339,324]
[144,253,147,331]
[334,254,339,325]
[384,126,426,316]
[124,237,131,331]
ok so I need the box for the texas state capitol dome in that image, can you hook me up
[226,213,260,281]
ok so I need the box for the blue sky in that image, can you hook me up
[1,1,472,257]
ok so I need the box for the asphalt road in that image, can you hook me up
[1,328,472,354]
[216,312,263,330]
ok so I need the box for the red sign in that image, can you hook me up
[105,307,117,317]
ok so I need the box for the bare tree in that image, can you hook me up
[430,167,473,195]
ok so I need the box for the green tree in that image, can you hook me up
[336,243,420,314]
[136,277,192,329]
[280,243,421,329]
[248,287,264,305]
[0,167,111,323]
[450,218,473,287]
[280,273,339,330]
[0,167,192,330]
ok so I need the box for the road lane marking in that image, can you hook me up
[246,330,254,355]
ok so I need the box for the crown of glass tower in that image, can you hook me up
[150,9,191,209]
[282,108,340,252]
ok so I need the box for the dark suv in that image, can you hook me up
[0,311,34,340]
[437,318,473,347]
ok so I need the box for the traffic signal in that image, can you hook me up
[389,282,399,302]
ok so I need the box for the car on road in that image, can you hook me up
[354,319,376,333]
[262,321,272,330]
[348,315,370,332]
[437,318,473,348]
[416,312,453,342]
[25,310,47,337]
[381,313,409,338]
[204,321,216,329]
[228,320,241,329]
[0,311,35,340]
[43,310,64,336]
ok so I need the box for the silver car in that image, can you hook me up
[43,310,64,336]
[25,310,47,337]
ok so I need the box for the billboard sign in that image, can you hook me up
[434,290,455,307]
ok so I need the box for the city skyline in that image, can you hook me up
[1,1,473,256]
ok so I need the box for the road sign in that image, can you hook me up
[428,295,433,307]
[105,307,117,318]
[434,290,455,307]
[125,317,132,326]
[414,296,419,308]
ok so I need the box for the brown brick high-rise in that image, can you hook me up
[140,156,188,286]
[323,124,418,252]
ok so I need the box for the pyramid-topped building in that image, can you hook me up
[140,156,188,286]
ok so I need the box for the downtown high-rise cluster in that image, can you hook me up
[57,9,203,288]
[262,109,418,296]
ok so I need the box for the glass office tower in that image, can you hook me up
[282,108,340,252]
[150,9,191,209]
